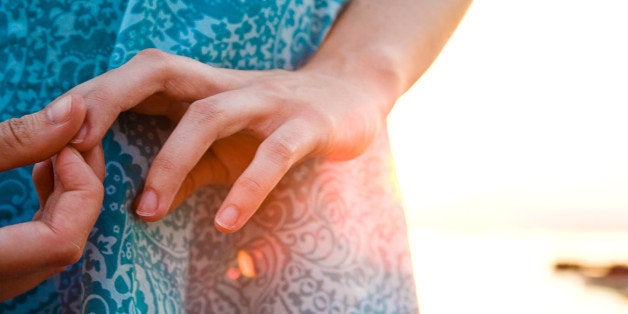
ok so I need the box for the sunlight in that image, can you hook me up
[388,0,628,313]
[389,0,628,231]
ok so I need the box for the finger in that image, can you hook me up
[0,147,103,275]
[131,95,191,123]
[32,159,54,209]
[168,134,261,209]
[81,143,105,182]
[0,95,86,171]
[0,267,63,302]
[46,147,104,234]
[68,49,243,150]
[135,91,269,221]
[214,120,319,233]
[169,152,224,210]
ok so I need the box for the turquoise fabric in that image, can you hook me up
[1,1,351,312]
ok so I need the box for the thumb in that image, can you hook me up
[0,95,86,171]
[0,147,103,277]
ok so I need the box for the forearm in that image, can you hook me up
[302,0,472,113]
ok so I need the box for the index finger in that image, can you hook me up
[67,49,243,151]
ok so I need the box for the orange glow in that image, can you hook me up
[237,249,257,278]
[226,267,241,280]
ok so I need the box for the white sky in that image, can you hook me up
[388,0,628,231]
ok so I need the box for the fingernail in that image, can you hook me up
[216,205,239,229]
[71,124,88,144]
[46,96,72,124]
[136,190,158,217]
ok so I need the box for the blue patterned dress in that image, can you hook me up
[0,1,418,312]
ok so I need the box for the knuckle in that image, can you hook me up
[188,99,225,123]
[49,233,84,266]
[265,139,298,165]
[306,109,335,133]
[153,155,183,178]
[134,48,170,64]
[84,88,114,106]
[132,49,176,91]
[254,79,284,93]
[0,117,34,149]
[319,113,336,132]
[251,71,289,90]
[87,182,105,200]
[58,244,83,266]
[237,176,265,197]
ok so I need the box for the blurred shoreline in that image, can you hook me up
[407,226,628,314]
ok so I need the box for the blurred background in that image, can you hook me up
[387,0,628,312]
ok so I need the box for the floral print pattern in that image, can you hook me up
[0,0,418,312]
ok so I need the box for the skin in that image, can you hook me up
[0,0,471,300]
[59,0,472,233]
[0,96,105,301]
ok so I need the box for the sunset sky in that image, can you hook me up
[388,1,628,312]
[389,0,628,231]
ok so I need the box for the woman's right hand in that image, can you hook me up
[0,96,105,301]
[58,50,392,233]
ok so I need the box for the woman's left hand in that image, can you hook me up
[65,49,393,233]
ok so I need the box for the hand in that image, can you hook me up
[0,96,105,301]
[0,95,87,170]
[64,49,393,233]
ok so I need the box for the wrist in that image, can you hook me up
[300,44,406,116]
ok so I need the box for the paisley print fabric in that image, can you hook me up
[0,0,418,313]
